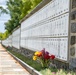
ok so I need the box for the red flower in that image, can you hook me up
[44,51,50,59]
[44,55,50,59]
[50,55,55,60]
[33,48,55,68]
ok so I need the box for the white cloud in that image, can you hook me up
[0,20,8,22]
[0,0,8,9]
[0,14,10,21]
[0,25,5,33]
[0,0,10,33]
[0,0,7,5]
[0,0,8,4]
[0,0,5,3]
[0,5,7,9]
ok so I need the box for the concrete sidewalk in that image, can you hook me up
[0,44,30,75]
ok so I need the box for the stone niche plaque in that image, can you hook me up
[71,23,76,33]
[71,12,76,20]
[71,36,75,45]
[70,47,75,56]
[71,13,75,20]
[72,0,76,9]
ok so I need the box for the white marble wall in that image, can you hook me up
[2,0,70,61]
[21,0,69,61]
[21,0,69,30]
[12,28,20,49]
[21,13,69,38]
[21,0,70,61]
[8,35,12,47]
[21,38,68,61]
[2,38,9,47]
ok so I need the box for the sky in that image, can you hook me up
[0,0,10,33]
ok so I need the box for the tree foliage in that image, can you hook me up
[4,0,22,33]
[31,0,42,9]
[0,31,9,40]
[0,6,8,15]
[20,0,32,19]
[0,0,42,39]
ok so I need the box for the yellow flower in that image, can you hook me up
[34,51,39,56]
[33,56,37,60]
[34,51,42,57]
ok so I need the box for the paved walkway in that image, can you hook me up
[0,44,30,75]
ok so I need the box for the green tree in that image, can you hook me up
[20,0,32,19]
[0,0,42,35]
[5,19,15,34]
[4,0,22,33]
[3,31,9,39]
[20,0,42,19]
[0,31,9,40]
[31,0,42,9]
[0,32,3,40]
[0,6,8,15]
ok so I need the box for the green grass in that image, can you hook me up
[7,49,43,71]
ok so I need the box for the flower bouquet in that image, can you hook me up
[33,48,55,68]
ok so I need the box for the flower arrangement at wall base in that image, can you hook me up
[33,48,55,68]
